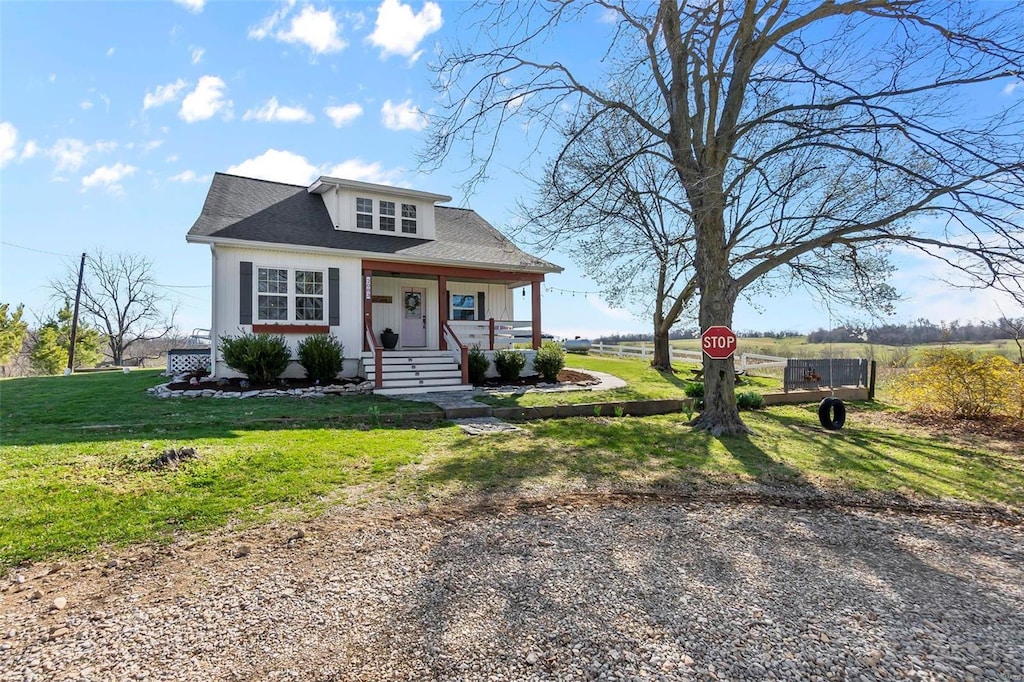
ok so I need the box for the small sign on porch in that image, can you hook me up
[364,275,371,300]
[371,295,393,304]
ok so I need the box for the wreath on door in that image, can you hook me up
[404,292,421,312]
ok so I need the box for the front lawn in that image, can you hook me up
[1,366,1020,568]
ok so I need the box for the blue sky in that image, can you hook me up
[1,0,1019,340]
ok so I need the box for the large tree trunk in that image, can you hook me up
[688,200,750,436]
[651,323,673,370]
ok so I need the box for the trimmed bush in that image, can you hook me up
[468,344,490,384]
[736,390,766,410]
[494,348,527,382]
[533,340,565,382]
[683,381,704,399]
[219,332,290,385]
[297,334,344,383]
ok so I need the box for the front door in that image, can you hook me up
[401,287,426,347]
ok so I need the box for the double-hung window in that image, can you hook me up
[380,200,396,232]
[451,294,476,321]
[256,267,324,322]
[356,197,373,229]
[401,203,417,234]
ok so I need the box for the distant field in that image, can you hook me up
[607,337,1022,363]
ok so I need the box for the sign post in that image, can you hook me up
[701,325,737,360]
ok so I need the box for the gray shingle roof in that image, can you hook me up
[186,173,561,273]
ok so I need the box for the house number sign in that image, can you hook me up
[365,275,372,300]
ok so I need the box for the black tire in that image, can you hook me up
[818,397,846,430]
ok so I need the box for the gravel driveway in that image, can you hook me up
[2,495,1022,681]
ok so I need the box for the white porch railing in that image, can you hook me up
[589,342,787,374]
[442,322,470,384]
[447,319,534,349]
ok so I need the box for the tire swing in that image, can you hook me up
[818,247,845,431]
[818,397,846,430]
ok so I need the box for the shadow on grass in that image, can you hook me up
[415,415,812,495]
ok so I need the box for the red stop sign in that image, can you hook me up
[701,326,737,360]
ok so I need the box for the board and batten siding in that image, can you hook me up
[320,187,437,240]
[212,245,362,378]
[446,282,514,321]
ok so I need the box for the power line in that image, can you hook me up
[1,240,74,258]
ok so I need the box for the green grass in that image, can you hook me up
[1,366,1020,568]
[476,354,778,407]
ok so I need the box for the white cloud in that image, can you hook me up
[80,99,94,110]
[99,94,111,112]
[21,140,39,161]
[588,296,636,322]
[168,170,209,183]
[325,159,404,185]
[243,97,314,123]
[48,74,56,83]
[81,162,137,192]
[48,138,117,173]
[179,76,231,122]
[226,149,319,185]
[1004,79,1022,96]
[173,0,204,13]
[380,98,427,131]
[143,78,188,111]
[106,47,116,57]
[324,103,363,127]
[143,140,164,152]
[277,5,346,54]
[165,154,180,163]
[368,0,442,62]
[249,0,297,40]
[0,122,18,168]
[190,46,205,65]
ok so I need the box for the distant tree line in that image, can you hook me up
[807,319,1023,345]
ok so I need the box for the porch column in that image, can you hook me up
[438,274,448,350]
[531,279,542,349]
[362,269,372,351]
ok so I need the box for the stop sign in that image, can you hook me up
[701,326,737,360]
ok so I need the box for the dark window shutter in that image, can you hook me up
[446,290,451,321]
[239,261,253,325]
[477,291,486,320]
[328,267,340,326]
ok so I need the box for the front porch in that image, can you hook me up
[361,259,548,391]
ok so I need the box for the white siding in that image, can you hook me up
[320,188,436,240]
[446,281,515,320]
[211,244,362,378]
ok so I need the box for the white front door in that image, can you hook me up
[401,287,427,347]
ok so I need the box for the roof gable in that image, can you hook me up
[186,173,561,273]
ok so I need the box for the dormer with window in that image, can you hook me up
[307,176,450,241]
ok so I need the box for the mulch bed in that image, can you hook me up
[476,368,597,389]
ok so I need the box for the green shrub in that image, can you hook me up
[683,381,704,399]
[219,332,290,385]
[891,348,1024,419]
[297,334,344,383]
[494,348,527,381]
[468,345,490,384]
[736,390,765,410]
[533,340,565,382]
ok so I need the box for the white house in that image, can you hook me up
[186,173,562,393]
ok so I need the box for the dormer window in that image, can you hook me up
[380,200,396,232]
[356,197,373,229]
[401,203,417,234]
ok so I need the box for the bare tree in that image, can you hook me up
[526,106,698,369]
[51,250,177,366]
[427,0,1024,434]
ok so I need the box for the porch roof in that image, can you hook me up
[186,173,562,274]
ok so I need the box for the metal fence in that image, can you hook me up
[783,358,868,392]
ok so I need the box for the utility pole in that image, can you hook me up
[67,252,86,374]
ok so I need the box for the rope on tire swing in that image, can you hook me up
[818,245,846,430]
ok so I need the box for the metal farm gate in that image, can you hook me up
[784,358,868,392]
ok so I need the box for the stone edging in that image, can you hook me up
[147,381,374,399]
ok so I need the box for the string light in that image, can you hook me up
[544,285,601,297]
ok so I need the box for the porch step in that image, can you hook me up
[375,384,476,396]
[362,350,469,394]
